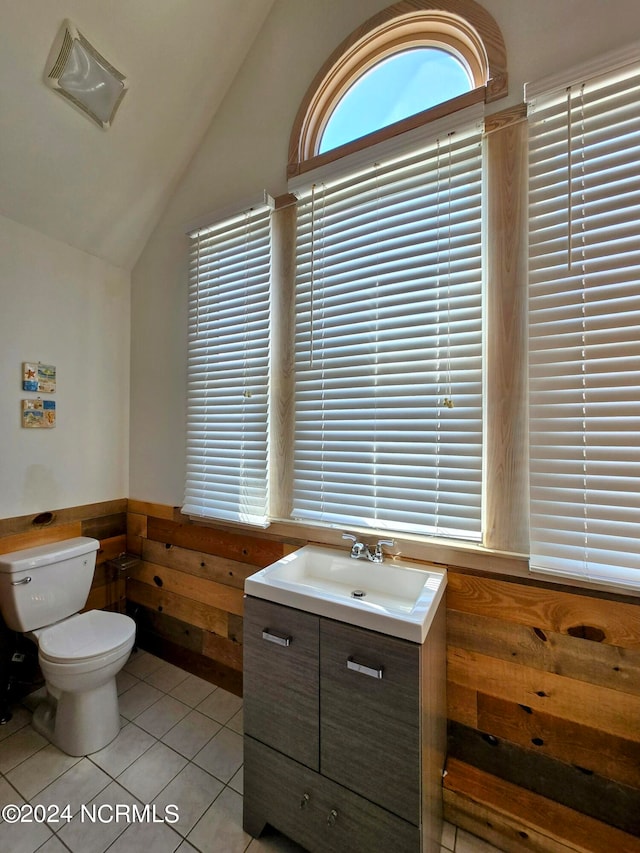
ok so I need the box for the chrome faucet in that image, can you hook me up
[342,533,395,563]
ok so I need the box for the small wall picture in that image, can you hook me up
[23,362,56,393]
[22,399,56,428]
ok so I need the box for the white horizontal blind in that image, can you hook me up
[293,126,483,539]
[528,63,640,588]
[183,207,271,526]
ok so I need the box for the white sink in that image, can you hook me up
[244,545,446,643]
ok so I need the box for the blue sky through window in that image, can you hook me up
[319,47,473,153]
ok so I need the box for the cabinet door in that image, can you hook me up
[320,619,421,825]
[244,735,420,853]
[244,596,320,770]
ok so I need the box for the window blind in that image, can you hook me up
[528,62,640,588]
[183,206,271,526]
[293,125,483,539]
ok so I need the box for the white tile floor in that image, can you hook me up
[0,649,502,853]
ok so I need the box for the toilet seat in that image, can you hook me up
[35,610,135,665]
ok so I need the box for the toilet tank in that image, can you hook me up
[0,537,100,632]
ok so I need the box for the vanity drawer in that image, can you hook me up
[244,735,420,853]
[244,596,320,770]
[320,618,421,825]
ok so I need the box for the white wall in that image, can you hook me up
[129,0,640,506]
[0,214,130,518]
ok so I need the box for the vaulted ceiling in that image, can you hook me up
[0,0,275,270]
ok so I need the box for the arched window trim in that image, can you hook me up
[287,0,507,178]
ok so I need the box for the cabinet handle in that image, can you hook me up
[300,792,310,809]
[262,628,292,647]
[347,657,383,679]
[327,808,338,826]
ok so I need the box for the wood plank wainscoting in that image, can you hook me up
[445,572,640,852]
[1,499,638,849]
[125,502,640,852]
[125,500,300,698]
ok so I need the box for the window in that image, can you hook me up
[288,0,507,177]
[527,52,640,589]
[183,0,511,553]
[184,206,271,527]
[319,47,473,153]
[280,1,508,541]
[292,114,484,539]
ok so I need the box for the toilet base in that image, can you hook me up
[31,692,57,741]
[33,679,121,756]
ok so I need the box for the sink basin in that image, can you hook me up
[244,545,446,643]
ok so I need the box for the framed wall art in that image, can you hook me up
[23,362,56,393]
[22,399,56,428]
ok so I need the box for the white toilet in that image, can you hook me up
[0,537,135,756]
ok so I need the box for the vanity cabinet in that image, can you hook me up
[243,594,446,853]
[243,596,319,771]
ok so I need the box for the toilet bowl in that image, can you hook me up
[0,537,137,756]
[31,610,136,755]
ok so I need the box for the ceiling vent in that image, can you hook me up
[44,19,127,129]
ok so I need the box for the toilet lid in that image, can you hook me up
[37,610,136,664]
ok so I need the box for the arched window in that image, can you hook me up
[319,46,474,153]
[284,1,508,542]
[288,0,507,177]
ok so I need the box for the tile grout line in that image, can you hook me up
[0,649,494,853]
[3,654,243,852]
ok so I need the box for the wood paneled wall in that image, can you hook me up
[125,500,297,697]
[445,570,640,852]
[2,499,638,848]
[125,502,640,851]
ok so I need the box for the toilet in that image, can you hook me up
[0,537,135,756]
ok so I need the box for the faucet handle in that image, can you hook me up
[374,539,395,560]
[342,532,365,558]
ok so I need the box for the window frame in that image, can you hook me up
[287,0,508,179]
